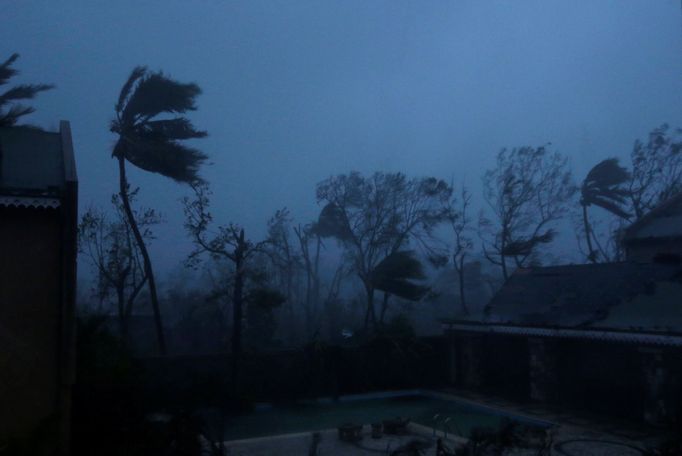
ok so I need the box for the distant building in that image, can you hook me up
[622,193,682,263]
[0,123,78,452]
[443,193,682,426]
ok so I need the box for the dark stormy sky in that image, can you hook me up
[3,1,682,280]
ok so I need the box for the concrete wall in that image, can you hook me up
[0,207,62,441]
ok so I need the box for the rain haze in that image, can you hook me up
[3,2,682,454]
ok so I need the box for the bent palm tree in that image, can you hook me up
[580,158,630,263]
[111,66,207,354]
[0,53,54,127]
[371,250,429,324]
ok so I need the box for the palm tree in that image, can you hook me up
[580,158,630,263]
[371,250,429,324]
[111,66,207,354]
[0,53,54,127]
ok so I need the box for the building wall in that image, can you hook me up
[0,206,62,441]
[625,239,682,263]
[449,332,682,424]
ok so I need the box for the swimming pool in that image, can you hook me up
[220,390,551,441]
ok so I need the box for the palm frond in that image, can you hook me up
[0,53,19,86]
[371,251,429,301]
[316,203,352,240]
[0,104,35,127]
[0,84,54,105]
[589,197,632,220]
[123,137,207,184]
[143,118,207,140]
[115,66,146,115]
[122,72,201,122]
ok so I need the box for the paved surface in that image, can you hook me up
[219,389,667,455]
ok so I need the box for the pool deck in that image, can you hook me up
[220,389,668,455]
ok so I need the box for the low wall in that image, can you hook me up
[133,336,449,407]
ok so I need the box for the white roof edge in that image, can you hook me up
[442,322,682,347]
[0,195,61,209]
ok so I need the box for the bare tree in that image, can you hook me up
[78,191,161,340]
[262,209,302,341]
[628,124,682,220]
[315,172,451,330]
[293,223,324,338]
[446,186,473,315]
[479,145,576,280]
[183,183,265,382]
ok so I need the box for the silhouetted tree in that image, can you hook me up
[184,183,265,381]
[293,222,324,337]
[0,53,54,127]
[579,158,630,263]
[446,186,473,314]
[315,172,451,330]
[479,145,576,280]
[262,209,302,340]
[627,124,682,219]
[78,190,161,340]
[111,66,208,355]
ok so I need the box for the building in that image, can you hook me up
[0,122,78,452]
[443,194,682,426]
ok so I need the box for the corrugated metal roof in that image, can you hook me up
[0,126,65,196]
[623,193,682,242]
[442,262,682,343]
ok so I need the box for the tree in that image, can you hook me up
[262,209,302,341]
[315,171,451,330]
[579,158,630,263]
[628,124,682,220]
[110,66,208,355]
[446,186,473,314]
[0,53,54,127]
[78,191,161,341]
[183,183,265,382]
[293,222,324,338]
[479,145,576,280]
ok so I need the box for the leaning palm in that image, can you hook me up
[0,53,54,127]
[580,158,630,263]
[111,66,207,354]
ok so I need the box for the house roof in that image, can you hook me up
[622,193,682,243]
[0,122,76,208]
[443,262,682,345]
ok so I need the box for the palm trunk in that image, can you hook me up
[118,156,167,355]
[582,204,597,263]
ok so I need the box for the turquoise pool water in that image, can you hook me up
[221,391,549,441]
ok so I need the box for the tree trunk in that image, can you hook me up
[379,292,390,324]
[231,229,245,388]
[582,204,597,263]
[363,283,375,332]
[116,284,127,340]
[117,156,166,355]
[456,255,469,315]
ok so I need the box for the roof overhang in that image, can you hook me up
[0,195,61,209]
[442,321,682,347]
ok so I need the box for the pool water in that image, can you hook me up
[220,392,548,441]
